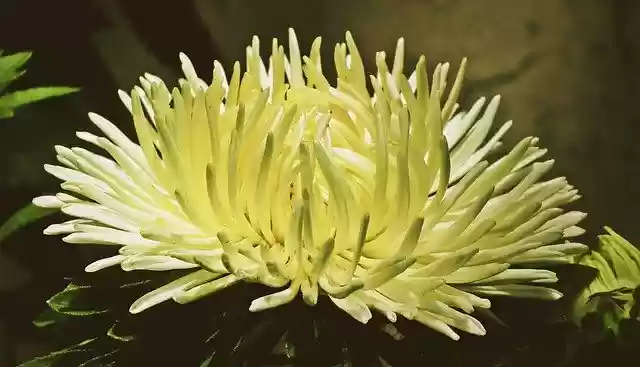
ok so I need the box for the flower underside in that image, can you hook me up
[34,29,588,340]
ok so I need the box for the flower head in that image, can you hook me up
[34,29,587,340]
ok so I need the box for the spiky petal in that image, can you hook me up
[34,29,586,340]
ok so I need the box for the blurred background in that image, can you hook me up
[1,0,639,365]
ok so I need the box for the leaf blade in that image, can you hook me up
[0,203,56,245]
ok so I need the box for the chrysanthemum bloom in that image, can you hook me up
[573,227,640,334]
[34,29,588,340]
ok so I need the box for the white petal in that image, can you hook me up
[329,293,372,324]
[43,219,88,235]
[174,275,239,304]
[461,284,563,300]
[61,203,138,232]
[87,113,150,173]
[121,255,198,271]
[85,255,126,272]
[44,164,113,194]
[32,195,64,208]
[129,269,219,313]
[444,97,486,149]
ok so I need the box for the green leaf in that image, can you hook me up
[33,308,69,328]
[17,338,96,367]
[0,51,80,117]
[0,86,80,118]
[77,349,119,367]
[0,203,56,245]
[46,283,109,316]
[0,69,26,94]
[0,51,31,77]
[0,107,13,118]
[199,353,215,367]
[475,308,509,328]
[107,321,135,342]
[0,51,31,93]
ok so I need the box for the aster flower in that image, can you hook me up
[573,227,640,336]
[33,29,588,340]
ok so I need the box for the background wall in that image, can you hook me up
[1,0,639,364]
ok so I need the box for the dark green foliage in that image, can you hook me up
[17,338,98,367]
[0,203,56,245]
[0,51,78,119]
[577,287,640,344]
[15,263,640,367]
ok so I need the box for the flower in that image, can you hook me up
[33,29,588,340]
[573,227,640,336]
